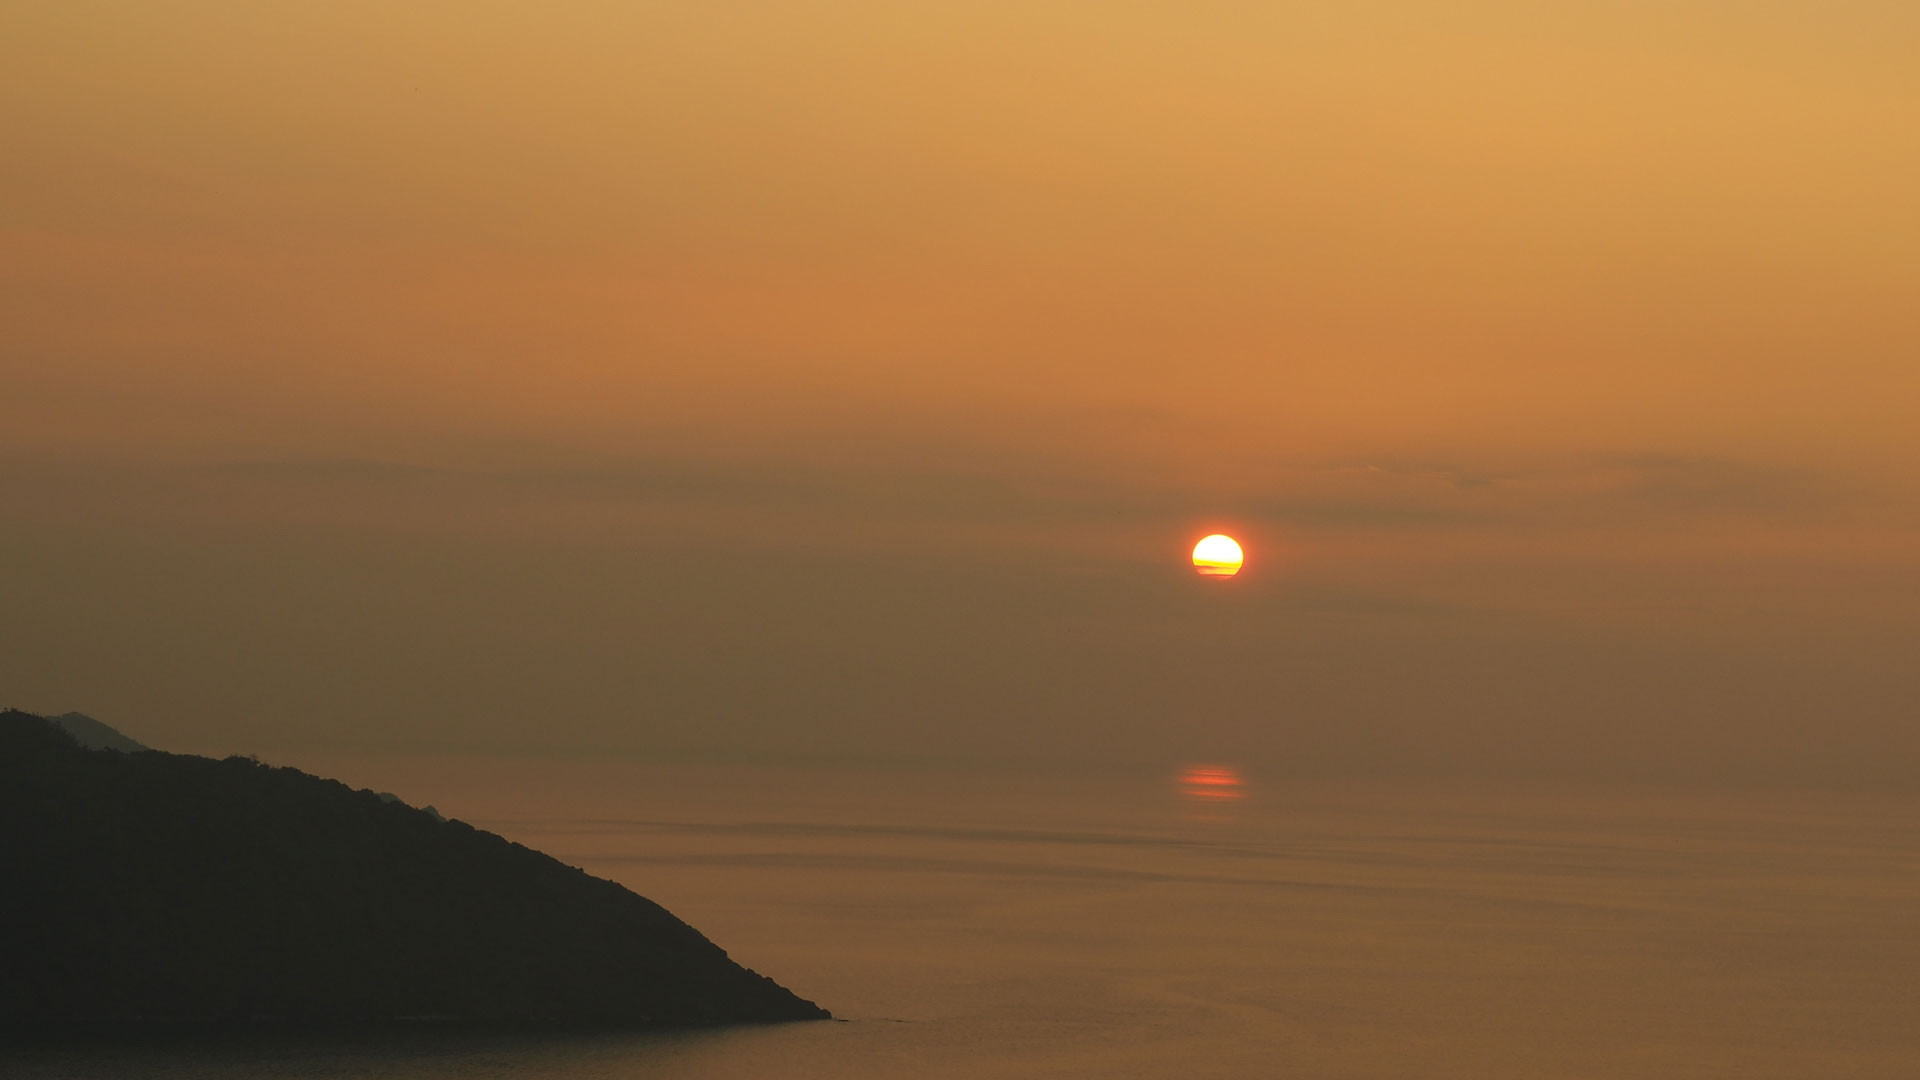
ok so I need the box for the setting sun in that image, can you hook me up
[1191,535,1244,578]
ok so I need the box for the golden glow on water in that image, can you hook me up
[1191,535,1243,578]
[185,758,1920,1078]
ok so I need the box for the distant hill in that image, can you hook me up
[0,709,829,1029]
[47,711,148,753]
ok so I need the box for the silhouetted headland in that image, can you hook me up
[0,709,829,1031]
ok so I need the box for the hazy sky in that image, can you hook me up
[4,2,1917,784]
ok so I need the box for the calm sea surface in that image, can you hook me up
[13,758,1920,1078]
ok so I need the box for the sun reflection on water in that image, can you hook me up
[1177,765,1245,821]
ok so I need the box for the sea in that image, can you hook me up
[10,757,1920,1079]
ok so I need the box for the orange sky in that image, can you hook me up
[3,2,1917,781]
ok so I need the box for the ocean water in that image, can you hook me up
[12,759,1920,1079]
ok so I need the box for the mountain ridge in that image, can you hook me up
[47,711,148,753]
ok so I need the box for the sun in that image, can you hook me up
[1191,534,1243,578]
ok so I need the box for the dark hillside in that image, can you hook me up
[0,709,828,1029]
